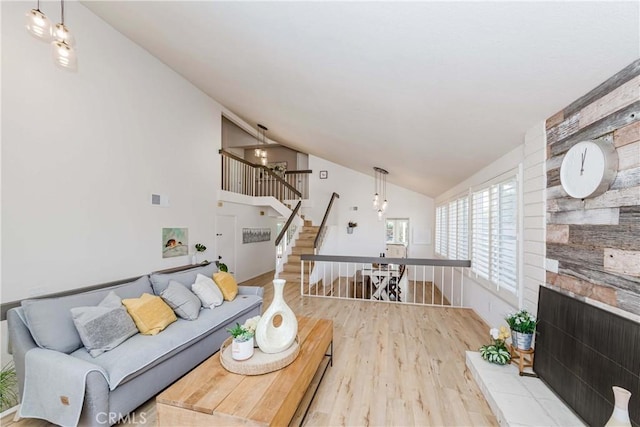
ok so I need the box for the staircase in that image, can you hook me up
[278,220,318,283]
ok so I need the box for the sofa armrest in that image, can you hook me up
[7,308,38,398]
[238,285,264,298]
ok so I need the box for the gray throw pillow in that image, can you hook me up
[161,280,201,320]
[150,263,217,295]
[70,291,138,357]
[21,276,153,353]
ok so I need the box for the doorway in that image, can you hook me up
[215,215,237,275]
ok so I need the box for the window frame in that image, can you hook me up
[435,168,521,303]
[385,218,410,245]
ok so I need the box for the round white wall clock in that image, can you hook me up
[559,140,618,199]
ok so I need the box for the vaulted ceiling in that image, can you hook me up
[84,1,639,197]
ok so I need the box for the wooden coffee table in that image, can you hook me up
[156,316,333,426]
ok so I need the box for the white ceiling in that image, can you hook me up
[84,1,639,197]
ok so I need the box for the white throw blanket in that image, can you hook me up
[19,348,107,427]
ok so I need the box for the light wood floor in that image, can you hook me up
[3,271,497,426]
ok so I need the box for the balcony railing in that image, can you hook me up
[284,170,311,199]
[299,255,471,307]
[220,150,302,201]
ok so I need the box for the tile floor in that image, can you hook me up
[466,351,586,427]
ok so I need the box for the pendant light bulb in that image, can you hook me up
[381,199,388,212]
[373,193,379,209]
[377,209,383,221]
[25,6,53,41]
[53,23,75,46]
[261,157,267,166]
[52,40,77,71]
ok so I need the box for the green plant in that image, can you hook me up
[0,361,18,412]
[226,316,260,343]
[479,327,511,365]
[216,260,228,272]
[195,243,207,252]
[505,309,537,334]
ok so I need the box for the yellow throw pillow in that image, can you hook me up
[213,272,238,301]
[122,293,177,335]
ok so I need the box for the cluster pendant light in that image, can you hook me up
[26,0,77,71]
[254,124,268,166]
[372,167,389,220]
[25,1,52,40]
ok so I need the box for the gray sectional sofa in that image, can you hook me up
[7,263,263,426]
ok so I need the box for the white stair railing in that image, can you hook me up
[300,255,471,308]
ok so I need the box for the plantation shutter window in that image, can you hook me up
[491,179,518,293]
[472,189,491,280]
[472,175,518,294]
[456,197,469,260]
[435,205,448,257]
[436,196,469,260]
[448,201,457,260]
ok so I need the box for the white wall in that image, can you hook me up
[215,201,278,283]
[0,1,229,364]
[307,156,434,259]
[435,122,547,327]
[1,1,224,303]
[522,123,547,314]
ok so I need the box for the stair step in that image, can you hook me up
[297,232,317,240]
[292,246,314,255]
[287,255,301,263]
[304,220,313,227]
[302,226,319,232]
[295,239,314,248]
[283,264,302,273]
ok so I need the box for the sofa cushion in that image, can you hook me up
[149,263,217,295]
[213,272,239,301]
[122,293,177,335]
[191,274,224,308]
[21,276,153,353]
[70,291,138,357]
[161,281,201,320]
[70,294,263,389]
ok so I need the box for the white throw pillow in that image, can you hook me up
[191,274,224,308]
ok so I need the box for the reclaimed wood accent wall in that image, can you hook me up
[545,59,640,316]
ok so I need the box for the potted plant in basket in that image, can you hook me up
[347,221,358,234]
[479,326,511,365]
[227,316,260,361]
[505,309,536,350]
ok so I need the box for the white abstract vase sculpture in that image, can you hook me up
[605,386,632,427]
[255,279,297,354]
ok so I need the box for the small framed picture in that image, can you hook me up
[319,170,328,179]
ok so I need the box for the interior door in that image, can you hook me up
[215,215,236,275]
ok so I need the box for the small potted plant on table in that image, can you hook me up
[505,309,536,350]
[227,316,260,361]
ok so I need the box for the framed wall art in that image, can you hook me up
[242,228,271,244]
[162,227,188,258]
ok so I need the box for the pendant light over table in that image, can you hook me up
[372,167,389,220]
